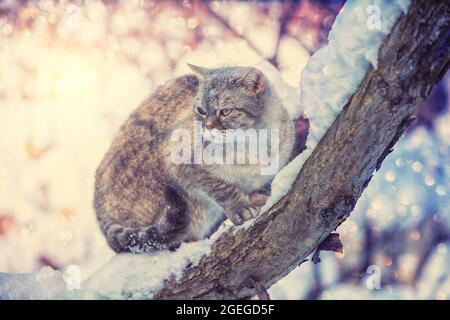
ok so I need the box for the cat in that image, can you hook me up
[94,65,296,253]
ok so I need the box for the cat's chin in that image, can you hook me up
[202,128,230,144]
[202,127,262,145]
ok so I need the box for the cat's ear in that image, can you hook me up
[187,63,209,79]
[237,68,265,96]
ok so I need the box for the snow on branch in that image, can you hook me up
[1,0,448,300]
[264,0,411,211]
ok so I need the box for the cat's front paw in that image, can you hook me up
[228,206,260,225]
[249,192,268,207]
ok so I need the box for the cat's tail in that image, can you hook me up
[103,221,174,253]
[95,201,189,253]
[95,199,189,253]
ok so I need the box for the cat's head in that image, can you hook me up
[188,64,270,130]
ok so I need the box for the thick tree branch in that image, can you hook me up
[154,0,450,299]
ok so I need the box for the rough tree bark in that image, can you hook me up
[155,0,450,299]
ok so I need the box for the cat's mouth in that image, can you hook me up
[202,128,230,144]
[202,127,260,145]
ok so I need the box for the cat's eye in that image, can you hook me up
[197,107,207,116]
[220,108,233,116]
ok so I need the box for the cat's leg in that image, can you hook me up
[249,183,271,207]
[172,165,260,225]
[249,192,268,207]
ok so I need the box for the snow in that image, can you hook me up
[0,267,67,300]
[261,0,411,212]
[82,239,213,299]
[303,0,410,142]
[0,224,228,300]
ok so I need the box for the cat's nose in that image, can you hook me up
[205,120,214,130]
